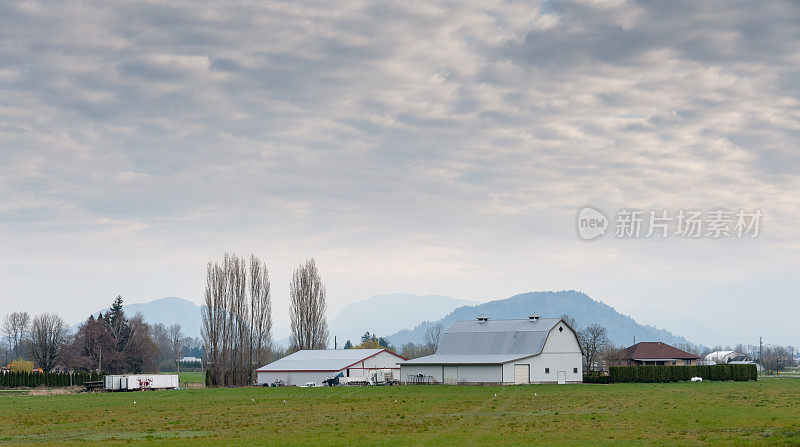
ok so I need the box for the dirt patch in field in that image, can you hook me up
[28,386,82,396]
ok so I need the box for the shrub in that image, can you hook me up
[583,372,611,384]
[609,364,757,383]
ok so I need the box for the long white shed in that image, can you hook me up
[104,374,179,391]
[255,349,406,386]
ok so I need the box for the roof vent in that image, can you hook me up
[477,315,489,322]
[529,313,540,321]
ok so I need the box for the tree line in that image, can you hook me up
[1,296,200,374]
[1,253,332,386]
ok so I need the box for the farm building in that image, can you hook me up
[611,342,700,366]
[704,351,751,364]
[399,315,583,385]
[255,349,406,386]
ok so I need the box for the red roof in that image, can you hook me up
[616,342,700,360]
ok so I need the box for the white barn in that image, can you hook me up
[255,349,406,386]
[400,316,582,385]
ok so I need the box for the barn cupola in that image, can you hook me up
[477,315,489,323]
[528,312,540,321]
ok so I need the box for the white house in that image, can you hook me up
[255,349,406,386]
[399,315,583,385]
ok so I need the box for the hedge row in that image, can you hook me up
[0,371,103,388]
[583,372,611,384]
[609,364,757,383]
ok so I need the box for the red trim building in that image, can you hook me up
[255,348,407,386]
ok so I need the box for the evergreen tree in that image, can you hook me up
[343,340,353,349]
[109,295,125,325]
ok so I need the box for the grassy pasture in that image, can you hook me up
[1,379,799,445]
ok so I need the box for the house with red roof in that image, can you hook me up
[611,342,700,367]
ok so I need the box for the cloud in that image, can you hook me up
[1,0,799,344]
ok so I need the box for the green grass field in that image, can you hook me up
[177,372,205,384]
[1,378,799,445]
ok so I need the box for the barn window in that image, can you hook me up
[573,368,578,374]
[559,326,564,332]
[545,368,550,374]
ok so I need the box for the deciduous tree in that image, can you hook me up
[288,258,329,351]
[26,313,69,372]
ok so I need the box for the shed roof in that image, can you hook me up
[616,342,700,360]
[401,318,569,365]
[255,349,405,372]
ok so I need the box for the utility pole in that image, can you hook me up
[98,345,102,374]
[176,338,180,377]
[759,337,763,365]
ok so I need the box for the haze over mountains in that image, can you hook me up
[78,291,698,349]
[387,291,696,349]
[77,297,204,338]
[327,293,477,346]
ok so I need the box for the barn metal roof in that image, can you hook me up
[399,354,530,365]
[255,349,405,372]
[401,318,566,365]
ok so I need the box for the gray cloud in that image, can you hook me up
[1,0,799,344]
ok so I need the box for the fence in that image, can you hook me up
[0,371,103,388]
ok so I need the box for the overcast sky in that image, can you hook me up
[1,0,798,346]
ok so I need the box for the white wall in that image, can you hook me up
[256,371,332,386]
[502,322,583,384]
[400,364,502,384]
[400,364,444,383]
[453,365,502,383]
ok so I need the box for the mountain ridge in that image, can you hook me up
[387,290,697,349]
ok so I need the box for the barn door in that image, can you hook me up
[443,366,458,385]
[557,371,566,385]
[513,364,529,384]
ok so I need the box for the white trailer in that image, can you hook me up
[104,374,179,391]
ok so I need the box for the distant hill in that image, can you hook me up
[387,290,695,348]
[325,293,477,347]
[76,297,203,338]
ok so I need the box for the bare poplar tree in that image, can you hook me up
[26,313,69,372]
[227,254,249,385]
[202,260,226,386]
[3,312,31,359]
[202,253,274,387]
[249,255,272,370]
[289,258,329,351]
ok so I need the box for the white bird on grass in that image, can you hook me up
[534,393,538,397]
[133,401,136,404]
[283,400,287,404]
[251,398,255,402]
